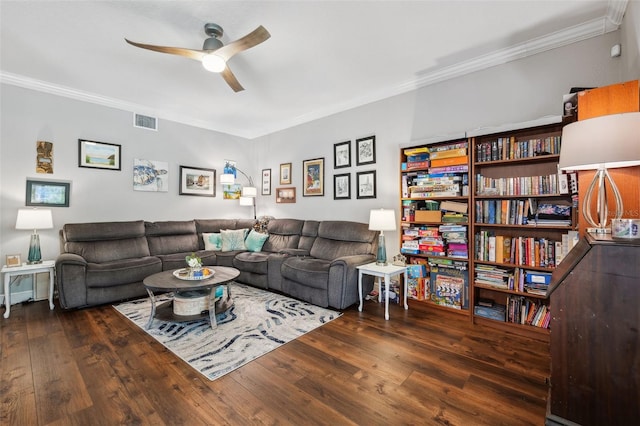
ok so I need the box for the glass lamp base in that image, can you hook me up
[376,234,387,266]
[27,233,42,264]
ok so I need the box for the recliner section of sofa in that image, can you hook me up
[56,218,378,310]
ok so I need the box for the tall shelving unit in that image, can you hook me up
[469,120,575,338]
[400,135,471,316]
[399,118,578,340]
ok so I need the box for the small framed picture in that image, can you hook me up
[334,173,351,200]
[78,139,121,170]
[280,163,292,185]
[262,169,272,195]
[356,170,377,199]
[5,254,21,267]
[356,135,376,166]
[179,166,216,197]
[303,157,325,197]
[276,187,296,203]
[26,179,71,207]
[334,140,351,169]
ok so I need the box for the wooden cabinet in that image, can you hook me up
[546,233,640,426]
[469,121,575,338]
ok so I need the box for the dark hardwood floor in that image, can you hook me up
[1,297,550,425]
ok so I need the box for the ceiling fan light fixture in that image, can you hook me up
[202,54,226,73]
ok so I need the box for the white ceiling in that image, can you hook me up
[0,1,623,139]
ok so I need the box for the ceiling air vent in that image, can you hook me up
[133,113,158,131]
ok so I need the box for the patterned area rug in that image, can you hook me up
[113,282,341,381]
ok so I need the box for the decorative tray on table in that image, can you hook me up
[173,267,215,281]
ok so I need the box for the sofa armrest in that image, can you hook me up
[330,254,376,268]
[279,248,310,257]
[327,254,377,308]
[56,253,88,309]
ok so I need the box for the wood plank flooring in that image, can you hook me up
[1,297,550,425]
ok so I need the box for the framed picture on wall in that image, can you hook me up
[333,140,351,169]
[356,170,376,199]
[333,173,351,200]
[78,139,121,170]
[262,168,271,195]
[280,163,292,185]
[179,166,216,197]
[356,135,376,166]
[276,187,296,203]
[26,179,70,207]
[303,157,324,196]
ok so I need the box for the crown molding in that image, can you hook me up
[1,14,620,140]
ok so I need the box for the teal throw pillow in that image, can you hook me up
[245,230,269,252]
[220,228,248,252]
[202,233,222,251]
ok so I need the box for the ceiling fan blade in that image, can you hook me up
[125,39,204,61]
[221,67,244,92]
[215,26,270,62]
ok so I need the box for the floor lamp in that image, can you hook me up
[220,164,258,219]
[559,112,640,233]
[369,209,396,266]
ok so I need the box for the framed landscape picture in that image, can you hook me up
[333,140,351,169]
[179,166,215,197]
[356,135,376,166]
[78,139,121,170]
[356,170,376,199]
[303,157,324,197]
[26,179,70,207]
[333,173,351,200]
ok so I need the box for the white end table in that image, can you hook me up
[357,262,408,320]
[2,260,55,318]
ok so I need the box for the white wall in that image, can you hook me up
[251,31,623,256]
[621,0,640,80]
[0,30,623,300]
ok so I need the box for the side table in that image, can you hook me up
[2,260,55,318]
[357,262,408,320]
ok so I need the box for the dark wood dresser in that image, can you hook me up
[546,233,640,425]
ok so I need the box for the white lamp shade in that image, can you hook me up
[15,208,53,230]
[220,173,235,184]
[242,186,258,197]
[369,209,396,231]
[239,196,254,206]
[559,112,640,171]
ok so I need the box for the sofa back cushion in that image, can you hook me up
[145,220,199,255]
[62,220,151,263]
[262,219,304,253]
[299,220,320,253]
[309,221,378,261]
[195,218,258,249]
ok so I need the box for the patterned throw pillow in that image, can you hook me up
[220,228,248,252]
[245,229,269,252]
[202,233,222,251]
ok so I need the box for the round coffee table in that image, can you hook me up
[143,266,240,329]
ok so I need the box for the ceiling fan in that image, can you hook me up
[125,23,270,92]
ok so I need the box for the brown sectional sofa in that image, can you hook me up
[56,218,378,311]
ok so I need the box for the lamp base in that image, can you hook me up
[27,233,43,264]
[27,260,43,265]
[587,226,611,234]
[376,234,387,267]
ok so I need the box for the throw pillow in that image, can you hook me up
[202,233,222,251]
[245,229,269,252]
[220,228,248,252]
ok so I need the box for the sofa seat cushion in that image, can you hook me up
[215,250,245,267]
[156,250,216,271]
[86,256,162,288]
[233,252,269,275]
[281,257,331,290]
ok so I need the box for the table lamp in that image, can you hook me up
[15,208,53,264]
[559,112,640,233]
[369,208,396,266]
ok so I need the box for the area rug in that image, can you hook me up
[113,282,341,381]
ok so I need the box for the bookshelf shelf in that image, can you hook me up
[400,120,576,340]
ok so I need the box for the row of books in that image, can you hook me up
[505,296,551,328]
[475,136,561,163]
[474,264,552,294]
[474,232,560,268]
[402,142,470,170]
[401,225,468,258]
[475,173,560,196]
[474,199,571,226]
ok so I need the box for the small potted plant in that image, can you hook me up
[185,252,203,278]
